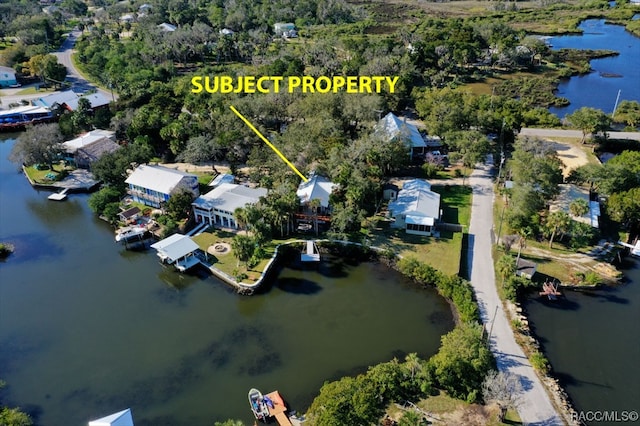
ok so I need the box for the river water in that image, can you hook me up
[548,19,640,117]
[0,136,454,425]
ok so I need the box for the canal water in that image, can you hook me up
[524,258,640,417]
[0,136,454,425]
[548,19,640,117]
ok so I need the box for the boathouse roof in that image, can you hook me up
[150,234,199,263]
[88,408,134,426]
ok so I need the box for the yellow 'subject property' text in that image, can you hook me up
[191,75,399,94]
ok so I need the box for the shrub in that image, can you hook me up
[529,351,550,373]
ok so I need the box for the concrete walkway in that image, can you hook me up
[467,156,564,426]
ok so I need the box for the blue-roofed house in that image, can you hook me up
[388,179,440,236]
[125,164,199,208]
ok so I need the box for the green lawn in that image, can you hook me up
[23,164,67,184]
[369,184,472,276]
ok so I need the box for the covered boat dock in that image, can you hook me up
[151,234,201,271]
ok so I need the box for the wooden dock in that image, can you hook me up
[264,391,293,426]
[539,281,561,300]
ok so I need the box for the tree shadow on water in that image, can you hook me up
[276,277,322,295]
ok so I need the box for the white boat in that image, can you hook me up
[248,388,269,421]
[115,225,147,243]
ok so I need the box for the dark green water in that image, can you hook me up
[0,136,454,425]
[524,260,640,419]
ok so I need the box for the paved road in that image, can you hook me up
[52,30,117,101]
[468,156,564,426]
[520,127,640,141]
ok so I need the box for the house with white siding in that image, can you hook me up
[125,164,199,208]
[388,179,440,236]
[192,183,267,229]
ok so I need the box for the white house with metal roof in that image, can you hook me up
[125,164,199,208]
[296,174,337,215]
[88,408,134,426]
[192,183,267,228]
[375,112,433,161]
[388,179,440,236]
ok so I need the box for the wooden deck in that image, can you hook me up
[264,391,292,426]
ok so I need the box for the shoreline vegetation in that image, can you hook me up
[3,0,639,423]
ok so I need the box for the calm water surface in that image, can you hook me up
[524,259,640,416]
[0,136,454,425]
[548,19,640,117]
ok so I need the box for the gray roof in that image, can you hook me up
[125,164,197,195]
[389,179,440,219]
[65,92,111,110]
[33,90,78,108]
[75,138,120,164]
[151,234,199,262]
[296,174,337,208]
[375,112,426,149]
[193,183,267,213]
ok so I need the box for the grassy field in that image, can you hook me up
[385,390,522,425]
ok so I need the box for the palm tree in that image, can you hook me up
[515,227,532,267]
[546,211,571,249]
[497,254,516,287]
[404,352,422,381]
[309,198,322,236]
[569,198,589,218]
[233,207,248,231]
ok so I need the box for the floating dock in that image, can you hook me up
[48,188,69,201]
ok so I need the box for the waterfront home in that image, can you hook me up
[0,66,17,87]
[65,92,111,111]
[62,129,119,169]
[0,105,54,130]
[296,174,337,216]
[125,164,199,208]
[192,183,267,228]
[32,90,110,112]
[151,233,200,271]
[88,408,134,426]
[375,112,434,161]
[549,184,600,228]
[33,90,78,109]
[388,179,440,236]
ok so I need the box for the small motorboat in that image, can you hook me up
[115,225,147,243]
[248,388,269,421]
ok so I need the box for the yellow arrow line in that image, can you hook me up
[230,105,308,182]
